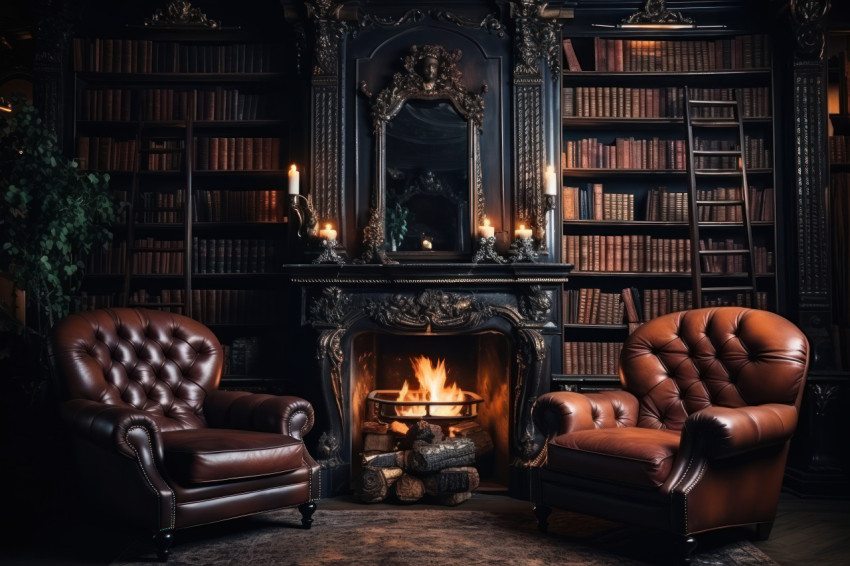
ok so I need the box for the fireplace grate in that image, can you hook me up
[366,390,484,423]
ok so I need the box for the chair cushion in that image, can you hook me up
[161,429,304,485]
[547,427,681,489]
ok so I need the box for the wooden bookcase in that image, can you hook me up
[555,30,780,391]
[71,28,292,390]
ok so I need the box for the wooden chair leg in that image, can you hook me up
[754,520,774,541]
[299,501,317,529]
[154,530,173,562]
[533,505,552,533]
[679,535,697,565]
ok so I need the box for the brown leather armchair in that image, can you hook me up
[532,307,809,561]
[48,308,321,561]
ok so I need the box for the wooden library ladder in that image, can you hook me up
[683,87,758,310]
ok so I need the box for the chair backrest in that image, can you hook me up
[620,307,809,431]
[49,308,223,431]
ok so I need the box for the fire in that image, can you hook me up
[395,356,465,417]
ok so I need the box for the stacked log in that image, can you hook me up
[355,419,483,505]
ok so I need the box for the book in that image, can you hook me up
[562,39,582,72]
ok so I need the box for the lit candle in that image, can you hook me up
[515,224,533,240]
[318,223,337,241]
[288,164,300,195]
[544,164,558,196]
[422,238,433,250]
[478,217,495,239]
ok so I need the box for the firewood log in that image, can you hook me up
[355,466,403,503]
[422,467,480,496]
[398,419,444,449]
[362,421,389,435]
[406,438,475,474]
[363,432,396,453]
[437,491,472,506]
[361,450,408,468]
[450,422,494,457]
[394,473,426,503]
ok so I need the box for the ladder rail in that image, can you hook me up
[684,87,704,309]
[735,88,759,308]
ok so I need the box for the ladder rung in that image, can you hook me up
[694,170,743,176]
[700,286,755,293]
[689,100,738,106]
[698,249,751,255]
[693,150,741,156]
[128,302,186,307]
[689,119,740,127]
[696,200,744,205]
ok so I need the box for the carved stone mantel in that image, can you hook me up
[285,262,571,496]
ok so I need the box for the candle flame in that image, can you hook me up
[483,217,490,227]
[519,224,525,230]
[289,164,297,173]
[325,224,331,230]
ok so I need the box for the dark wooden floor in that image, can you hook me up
[0,491,847,565]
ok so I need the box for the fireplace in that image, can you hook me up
[284,263,571,497]
[351,332,512,489]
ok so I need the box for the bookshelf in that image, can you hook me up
[556,31,779,391]
[71,26,292,391]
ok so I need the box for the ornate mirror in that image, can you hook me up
[359,45,486,263]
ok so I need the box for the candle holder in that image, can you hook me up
[472,236,507,264]
[508,237,538,263]
[313,238,346,265]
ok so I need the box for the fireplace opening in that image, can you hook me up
[351,331,511,492]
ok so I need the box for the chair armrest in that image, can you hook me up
[204,390,315,440]
[683,403,798,459]
[60,398,164,461]
[533,390,639,438]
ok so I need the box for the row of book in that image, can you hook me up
[195,137,281,171]
[222,336,262,376]
[191,289,278,325]
[139,190,184,223]
[629,288,766,321]
[563,137,686,170]
[78,88,272,122]
[193,239,279,274]
[829,135,850,164]
[130,238,185,275]
[194,189,285,223]
[699,240,774,274]
[129,289,186,315]
[562,185,634,220]
[693,187,775,222]
[693,137,771,170]
[563,234,774,274]
[73,38,277,74]
[77,137,139,171]
[562,35,770,73]
[563,289,625,325]
[562,342,623,376]
[562,87,771,119]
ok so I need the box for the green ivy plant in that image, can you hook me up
[0,94,118,363]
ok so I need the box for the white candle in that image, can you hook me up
[318,223,337,241]
[478,217,495,239]
[288,164,300,195]
[422,239,433,250]
[544,164,558,196]
[515,224,533,240]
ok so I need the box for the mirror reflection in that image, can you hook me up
[384,99,470,253]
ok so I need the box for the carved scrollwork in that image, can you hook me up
[432,11,507,38]
[518,285,551,322]
[511,0,560,80]
[364,290,494,331]
[307,0,348,76]
[356,207,398,264]
[316,431,343,468]
[622,0,694,25]
[790,0,830,60]
[354,8,425,36]
[808,383,839,416]
[310,287,353,327]
[144,0,220,28]
[361,45,486,134]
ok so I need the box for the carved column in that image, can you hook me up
[307,1,347,231]
[510,1,559,255]
[790,0,833,369]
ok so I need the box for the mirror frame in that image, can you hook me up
[358,44,486,264]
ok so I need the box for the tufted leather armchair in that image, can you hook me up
[48,308,321,561]
[532,307,809,561]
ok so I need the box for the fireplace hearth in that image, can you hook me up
[284,263,571,498]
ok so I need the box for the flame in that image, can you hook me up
[395,356,465,417]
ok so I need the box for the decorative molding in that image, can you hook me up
[353,8,424,36]
[808,383,839,416]
[356,207,397,264]
[315,432,343,468]
[144,0,221,28]
[361,45,486,134]
[621,0,694,25]
[310,287,353,327]
[364,290,494,331]
[511,0,560,80]
[518,285,551,322]
[790,0,831,60]
[432,11,507,38]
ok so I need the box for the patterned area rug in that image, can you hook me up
[112,505,777,566]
